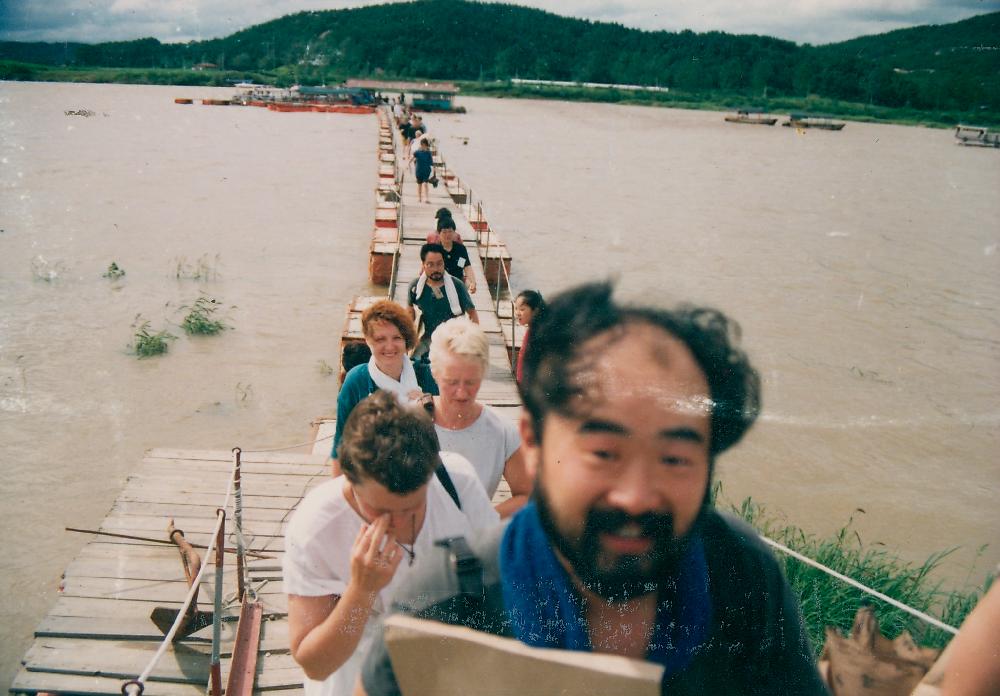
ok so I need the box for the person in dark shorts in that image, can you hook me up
[410,138,434,204]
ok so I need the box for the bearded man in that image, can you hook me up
[359,281,829,695]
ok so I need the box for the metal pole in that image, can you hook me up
[494,234,502,313]
[210,509,226,696]
[510,298,516,374]
[232,447,246,600]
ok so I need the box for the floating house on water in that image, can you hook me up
[346,79,465,112]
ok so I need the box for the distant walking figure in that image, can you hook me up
[410,138,434,204]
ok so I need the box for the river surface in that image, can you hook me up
[1,83,998,685]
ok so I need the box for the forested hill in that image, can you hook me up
[2,1,998,112]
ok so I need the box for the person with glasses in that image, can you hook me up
[284,390,499,696]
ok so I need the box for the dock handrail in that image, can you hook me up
[388,174,406,299]
[121,447,246,696]
[121,455,238,696]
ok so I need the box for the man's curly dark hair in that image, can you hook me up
[519,281,761,458]
[339,390,441,493]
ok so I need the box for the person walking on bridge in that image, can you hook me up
[408,243,477,360]
[409,137,434,204]
[285,391,498,696]
[437,217,476,293]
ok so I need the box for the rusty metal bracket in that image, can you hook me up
[225,599,264,696]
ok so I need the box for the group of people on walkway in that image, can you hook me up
[282,107,846,696]
[397,107,435,203]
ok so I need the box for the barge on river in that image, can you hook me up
[724,109,777,126]
[954,124,1000,148]
[782,113,846,130]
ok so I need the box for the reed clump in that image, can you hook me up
[173,253,221,281]
[130,315,175,357]
[727,493,990,654]
[180,295,229,335]
[102,261,125,279]
[30,255,65,281]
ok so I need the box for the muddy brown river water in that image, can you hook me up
[1,82,997,685]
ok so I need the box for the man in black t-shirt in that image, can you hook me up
[360,281,829,696]
[437,217,476,294]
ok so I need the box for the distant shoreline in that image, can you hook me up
[3,60,996,130]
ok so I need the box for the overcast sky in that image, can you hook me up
[1,0,997,46]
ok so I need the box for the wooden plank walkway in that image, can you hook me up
[10,448,326,695]
[12,105,523,695]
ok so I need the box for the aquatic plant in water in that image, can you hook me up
[102,261,125,279]
[173,253,221,281]
[179,294,230,335]
[234,381,254,406]
[130,315,175,358]
[30,255,66,281]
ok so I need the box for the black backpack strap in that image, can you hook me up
[435,463,462,510]
[434,536,484,599]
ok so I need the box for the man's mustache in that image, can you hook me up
[587,508,674,541]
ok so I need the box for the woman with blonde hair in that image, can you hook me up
[330,300,437,468]
[428,318,530,518]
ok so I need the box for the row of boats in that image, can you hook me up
[725,110,845,130]
[726,110,1000,146]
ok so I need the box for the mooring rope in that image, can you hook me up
[761,535,960,635]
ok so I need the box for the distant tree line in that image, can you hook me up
[2,0,997,112]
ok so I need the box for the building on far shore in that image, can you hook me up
[346,79,464,112]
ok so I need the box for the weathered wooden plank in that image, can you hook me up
[10,670,207,696]
[34,614,290,651]
[44,595,244,621]
[76,534,288,554]
[145,450,325,466]
[40,597,287,635]
[64,556,285,583]
[119,478,322,499]
[111,501,298,523]
[117,490,312,510]
[125,470,326,488]
[22,637,211,683]
[98,515,288,538]
[60,577,288,611]
[138,458,328,476]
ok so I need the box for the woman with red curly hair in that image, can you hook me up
[330,300,438,469]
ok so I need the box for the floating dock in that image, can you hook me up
[12,105,523,695]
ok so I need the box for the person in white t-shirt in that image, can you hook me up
[283,390,499,696]
[428,317,531,518]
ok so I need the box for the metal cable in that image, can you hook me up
[761,535,960,635]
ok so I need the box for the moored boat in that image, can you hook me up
[954,124,1000,148]
[724,109,777,126]
[782,113,846,130]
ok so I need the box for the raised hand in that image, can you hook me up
[349,514,403,595]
